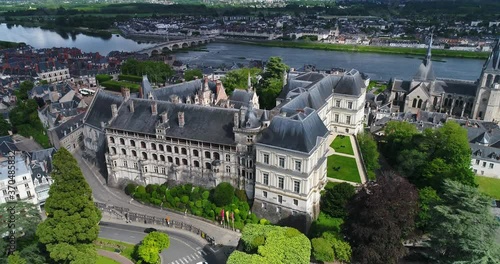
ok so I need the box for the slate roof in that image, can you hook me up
[333,69,366,96]
[152,79,217,102]
[27,148,56,184]
[107,99,239,146]
[230,89,255,109]
[52,112,85,140]
[391,79,411,92]
[433,79,477,96]
[0,136,19,156]
[257,107,329,153]
[83,90,124,129]
[484,38,500,71]
[141,75,153,98]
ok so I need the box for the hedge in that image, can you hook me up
[101,80,140,92]
[118,74,143,83]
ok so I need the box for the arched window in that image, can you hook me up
[153,154,158,160]
[119,138,125,145]
[213,152,220,160]
[166,146,172,152]
[110,137,115,144]
[160,155,165,162]
[142,152,148,160]
[205,162,212,169]
[141,141,146,148]
[194,161,200,167]
[167,156,173,163]
[193,150,199,157]
[205,151,211,159]
[121,148,126,155]
[182,159,188,166]
[151,143,157,150]
[130,140,136,147]
[132,150,137,157]
[226,154,231,162]
[174,147,179,154]
[175,158,180,165]
[417,99,423,108]
[110,147,116,155]
[486,74,493,87]
[181,148,187,155]
[159,145,164,151]
[412,98,417,107]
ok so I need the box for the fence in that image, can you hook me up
[94,202,216,245]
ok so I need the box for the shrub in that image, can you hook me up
[213,182,235,207]
[202,190,210,200]
[125,183,137,195]
[311,237,335,262]
[118,74,143,82]
[180,195,189,204]
[235,189,248,202]
[96,74,112,83]
[250,235,265,253]
[145,184,157,194]
[195,200,202,208]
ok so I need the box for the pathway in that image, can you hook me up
[97,249,134,264]
[326,133,368,185]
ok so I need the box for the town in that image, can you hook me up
[1,1,500,264]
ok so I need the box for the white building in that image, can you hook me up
[0,155,38,205]
[38,66,71,83]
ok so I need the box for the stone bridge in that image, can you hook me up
[136,37,216,56]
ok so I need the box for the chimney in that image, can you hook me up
[161,111,169,123]
[151,101,158,115]
[178,112,185,127]
[234,112,239,129]
[121,87,130,101]
[111,104,118,118]
[129,100,134,112]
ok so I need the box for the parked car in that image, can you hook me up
[144,227,157,233]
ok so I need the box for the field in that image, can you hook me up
[96,255,120,264]
[327,155,361,183]
[476,176,500,199]
[330,135,354,155]
[95,238,136,262]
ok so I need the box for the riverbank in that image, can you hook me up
[223,39,489,60]
[0,40,25,49]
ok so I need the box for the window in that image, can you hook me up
[295,161,301,172]
[2,190,7,195]
[174,147,179,154]
[334,114,339,122]
[263,154,269,164]
[159,145,164,151]
[476,159,480,165]
[262,203,267,209]
[205,151,211,159]
[263,191,267,198]
[151,143,157,150]
[247,145,253,152]
[182,159,188,166]
[214,152,220,160]
[335,100,340,107]
[483,162,487,167]
[142,152,148,160]
[25,183,29,188]
[278,195,283,204]
[481,171,484,175]
[490,163,494,169]
[110,137,115,143]
[22,176,27,181]
[160,155,165,161]
[293,199,298,206]
[133,162,138,169]
[346,115,351,124]
[263,173,269,185]
[278,177,284,189]
[294,181,300,193]
[154,166,159,173]
[167,156,173,163]
[153,154,158,160]
[279,157,285,168]
[27,191,31,198]
[130,140,136,147]
[181,148,187,155]
[225,154,231,162]
[248,172,253,180]
[193,150,199,157]
[166,146,172,152]
[276,207,281,213]
[123,161,128,167]
[194,160,200,167]
[474,169,477,174]
[226,166,231,173]
[110,147,116,155]
[141,141,146,148]
[175,158,180,165]
[347,101,353,109]
[132,150,137,157]
[161,167,166,174]
[247,135,253,143]
[205,163,211,169]
[143,166,148,173]
[121,148,126,155]
[120,138,125,145]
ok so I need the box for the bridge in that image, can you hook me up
[136,36,217,56]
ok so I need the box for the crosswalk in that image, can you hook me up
[169,248,208,264]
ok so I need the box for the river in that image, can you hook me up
[0,23,486,81]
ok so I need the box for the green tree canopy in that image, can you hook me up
[221,67,261,95]
[357,132,380,180]
[137,231,170,264]
[427,179,500,263]
[121,59,174,84]
[416,186,441,232]
[343,172,419,264]
[256,57,289,109]
[0,118,12,136]
[183,69,203,81]
[36,147,102,264]
[15,81,33,101]
[213,182,235,207]
[320,182,355,218]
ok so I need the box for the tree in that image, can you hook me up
[357,133,380,180]
[183,69,203,81]
[7,252,26,264]
[427,180,500,263]
[320,182,355,218]
[343,172,419,264]
[137,231,170,264]
[416,186,441,232]
[15,81,33,101]
[311,237,334,262]
[257,57,289,109]
[0,118,12,136]
[383,121,418,162]
[0,201,41,239]
[221,67,261,95]
[36,148,102,264]
[213,182,235,207]
[121,59,174,84]
[322,232,352,263]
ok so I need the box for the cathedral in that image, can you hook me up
[82,69,368,229]
[389,37,500,123]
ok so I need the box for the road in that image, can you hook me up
[99,222,217,264]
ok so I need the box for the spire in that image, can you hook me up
[424,33,433,67]
[484,38,500,71]
[413,34,435,81]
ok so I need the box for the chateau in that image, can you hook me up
[83,70,368,228]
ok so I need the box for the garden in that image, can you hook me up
[327,155,361,183]
[330,135,354,155]
[476,176,500,199]
[125,182,269,231]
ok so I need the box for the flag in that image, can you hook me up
[226,210,229,222]
[221,209,225,221]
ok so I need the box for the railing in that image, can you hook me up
[95,202,216,245]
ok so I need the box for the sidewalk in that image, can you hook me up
[98,249,134,264]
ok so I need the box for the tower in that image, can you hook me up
[472,39,500,122]
[413,34,435,81]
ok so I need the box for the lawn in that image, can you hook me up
[95,238,136,262]
[330,135,354,155]
[309,212,344,238]
[96,255,120,264]
[327,155,361,183]
[476,176,500,199]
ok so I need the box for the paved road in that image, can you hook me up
[99,222,217,264]
[73,150,240,247]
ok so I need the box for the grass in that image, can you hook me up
[327,155,361,183]
[309,212,343,238]
[95,238,136,262]
[476,176,500,199]
[96,255,120,264]
[330,135,354,155]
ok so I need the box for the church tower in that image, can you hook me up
[413,34,436,82]
[472,39,500,122]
